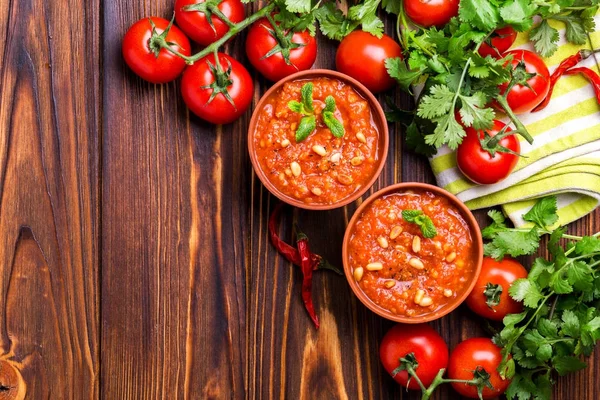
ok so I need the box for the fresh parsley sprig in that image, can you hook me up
[288,83,345,142]
[402,210,437,238]
[480,196,600,400]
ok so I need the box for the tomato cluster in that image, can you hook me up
[122,1,318,125]
[379,257,526,398]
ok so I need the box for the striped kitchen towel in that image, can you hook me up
[429,16,600,228]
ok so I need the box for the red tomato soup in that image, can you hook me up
[253,77,381,205]
[348,190,477,317]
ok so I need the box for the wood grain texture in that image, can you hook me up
[0,0,101,398]
[0,1,599,399]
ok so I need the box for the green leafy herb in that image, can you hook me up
[483,196,600,399]
[322,111,345,138]
[295,116,316,142]
[402,210,437,238]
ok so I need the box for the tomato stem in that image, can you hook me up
[158,3,276,64]
[494,94,534,144]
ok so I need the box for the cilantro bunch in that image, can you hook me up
[482,196,600,400]
[383,0,598,155]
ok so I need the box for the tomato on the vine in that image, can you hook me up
[245,17,317,82]
[456,120,520,185]
[478,27,517,59]
[379,324,449,390]
[122,17,191,84]
[499,50,550,114]
[448,338,511,399]
[336,31,402,93]
[466,257,528,321]
[175,0,245,46]
[404,0,459,27]
[181,52,253,124]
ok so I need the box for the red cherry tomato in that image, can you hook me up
[404,0,459,27]
[456,120,520,185]
[379,324,449,390]
[478,27,517,58]
[122,17,191,84]
[336,31,402,93]
[175,0,245,46]
[181,53,253,124]
[448,338,511,399]
[499,50,550,114]
[245,17,317,82]
[466,257,528,321]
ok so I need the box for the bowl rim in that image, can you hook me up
[247,69,389,211]
[342,182,484,324]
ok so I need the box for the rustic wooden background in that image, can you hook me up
[0,0,599,398]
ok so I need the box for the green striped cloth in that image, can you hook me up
[429,18,600,227]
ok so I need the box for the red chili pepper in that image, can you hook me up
[268,203,342,274]
[296,225,319,329]
[533,49,598,112]
[565,67,600,104]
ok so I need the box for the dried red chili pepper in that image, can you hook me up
[268,203,342,274]
[534,49,599,112]
[296,225,319,329]
[565,67,600,104]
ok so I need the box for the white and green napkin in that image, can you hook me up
[429,17,600,227]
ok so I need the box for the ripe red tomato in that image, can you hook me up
[379,324,448,390]
[175,0,245,46]
[122,17,191,84]
[181,53,253,124]
[404,0,459,27]
[478,27,517,58]
[466,257,528,321]
[499,50,550,114]
[336,31,402,93]
[456,120,520,185]
[245,17,317,82]
[448,338,511,399]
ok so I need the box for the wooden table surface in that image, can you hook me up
[1,1,599,399]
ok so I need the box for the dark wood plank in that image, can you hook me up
[101,1,248,398]
[0,0,101,398]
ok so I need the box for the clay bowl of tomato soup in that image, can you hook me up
[247,69,389,210]
[342,183,483,323]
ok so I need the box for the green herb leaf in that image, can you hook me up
[295,115,316,142]
[288,100,305,114]
[529,20,559,58]
[323,95,336,113]
[553,355,587,376]
[458,92,495,130]
[323,111,345,138]
[458,0,500,31]
[301,82,314,113]
[417,85,455,119]
[314,3,359,41]
[405,122,438,157]
[402,210,437,238]
[484,229,541,260]
[283,0,311,13]
[575,236,600,255]
[499,0,535,31]
[523,196,558,229]
[385,57,425,92]
[509,279,544,308]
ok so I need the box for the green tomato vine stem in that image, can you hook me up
[157,3,276,64]
[494,94,534,144]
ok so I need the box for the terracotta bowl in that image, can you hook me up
[247,69,389,210]
[342,183,484,323]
